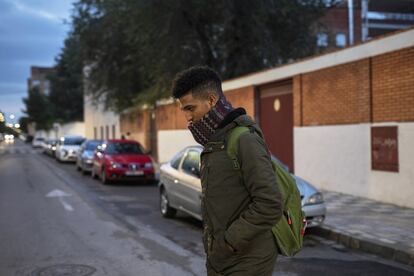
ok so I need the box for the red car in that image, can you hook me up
[91,139,155,184]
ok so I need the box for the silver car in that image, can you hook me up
[159,146,326,228]
[76,139,102,174]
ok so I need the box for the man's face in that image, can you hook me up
[179,92,217,123]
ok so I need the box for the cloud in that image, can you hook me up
[1,0,73,22]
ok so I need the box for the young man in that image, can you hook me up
[172,66,283,276]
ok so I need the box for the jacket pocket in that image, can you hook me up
[209,233,236,272]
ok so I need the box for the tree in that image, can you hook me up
[22,87,53,130]
[71,0,328,112]
[18,116,29,134]
[48,32,84,123]
[0,111,5,133]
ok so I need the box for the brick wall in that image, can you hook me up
[294,59,371,126]
[156,102,187,130]
[120,108,151,149]
[372,47,414,122]
[225,86,255,117]
[293,46,414,126]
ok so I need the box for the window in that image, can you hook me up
[170,150,185,170]
[105,142,144,155]
[94,127,97,139]
[181,150,200,177]
[63,137,85,146]
[336,33,347,47]
[112,125,116,139]
[85,141,101,151]
[100,126,104,140]
[317,33,328,47]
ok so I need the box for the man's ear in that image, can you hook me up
[209,93,218,107]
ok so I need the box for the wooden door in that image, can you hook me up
[259,83,294,172]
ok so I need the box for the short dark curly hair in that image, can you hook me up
[171,66,223,99]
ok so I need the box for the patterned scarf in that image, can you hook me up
[188,96,233,146]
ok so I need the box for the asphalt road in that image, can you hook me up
[1,140,413,276]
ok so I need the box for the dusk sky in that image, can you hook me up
[0,0,74,123]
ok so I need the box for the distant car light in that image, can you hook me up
[144,162,153,169]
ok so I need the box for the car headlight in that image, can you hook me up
[144,162,153,169]
[304,192,324,206]
[110,161,123,169]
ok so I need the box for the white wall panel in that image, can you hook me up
[294,123,414,208]
[157,130,197,163]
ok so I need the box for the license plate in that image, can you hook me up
[125,170,144,176]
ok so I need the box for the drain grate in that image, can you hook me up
[31,264,96,276]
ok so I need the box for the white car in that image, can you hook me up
[55,135,85,162]
[32,137,45,148]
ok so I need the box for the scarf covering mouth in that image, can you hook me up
[188,96,233,145]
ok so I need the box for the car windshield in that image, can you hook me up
[63,138,84,145]
[85,141,101,151]
[105,142,144,155]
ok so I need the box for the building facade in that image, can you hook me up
[154,28,414,208]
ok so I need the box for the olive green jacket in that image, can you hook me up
[200,114,283,275]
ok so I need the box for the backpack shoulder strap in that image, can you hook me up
[226,126,250,169]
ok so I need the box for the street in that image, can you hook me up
[1,140,413,276]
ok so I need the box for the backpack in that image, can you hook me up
[226,126,307,257]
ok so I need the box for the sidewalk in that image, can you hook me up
[309,190,414,266]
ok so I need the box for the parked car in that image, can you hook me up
[32,137,45,148]
[158,146,326,228]
[76,139,102,174]
[43,139,58,157]
[91,139,156,185]
[55,135,85,162]
[40,138,51,152]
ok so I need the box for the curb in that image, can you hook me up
[309,226,414,267]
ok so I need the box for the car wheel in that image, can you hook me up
[160,188,176,218]
[76,164,81,171]
[101,168,110,185]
